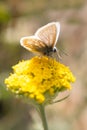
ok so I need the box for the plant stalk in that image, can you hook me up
[38,104,48,130]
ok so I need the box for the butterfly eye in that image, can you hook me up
[53,47,57,53]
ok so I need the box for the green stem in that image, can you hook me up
[38,104,48,130]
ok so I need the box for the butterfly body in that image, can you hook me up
[20,22,60,56]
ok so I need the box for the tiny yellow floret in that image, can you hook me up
[5,56,76,104]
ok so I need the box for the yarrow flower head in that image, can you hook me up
[5,56,75,104]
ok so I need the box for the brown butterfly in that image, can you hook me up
[20,22,60,56]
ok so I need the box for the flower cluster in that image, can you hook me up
[5,56,75,104]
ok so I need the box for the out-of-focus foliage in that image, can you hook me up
[0,5,11,23]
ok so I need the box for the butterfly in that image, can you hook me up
[20,22,60,56]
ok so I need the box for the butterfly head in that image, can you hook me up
[43,46,57,56]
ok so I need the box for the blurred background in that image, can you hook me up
[0,0,87,130]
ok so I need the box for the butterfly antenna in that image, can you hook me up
[56,48,62,61]
[59,47,70,56]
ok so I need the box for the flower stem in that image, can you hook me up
[38,104,48,130]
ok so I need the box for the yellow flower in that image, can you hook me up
[5,56,76,104]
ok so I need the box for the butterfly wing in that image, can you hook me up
[35,22,60,48]
[20,36,47,54]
